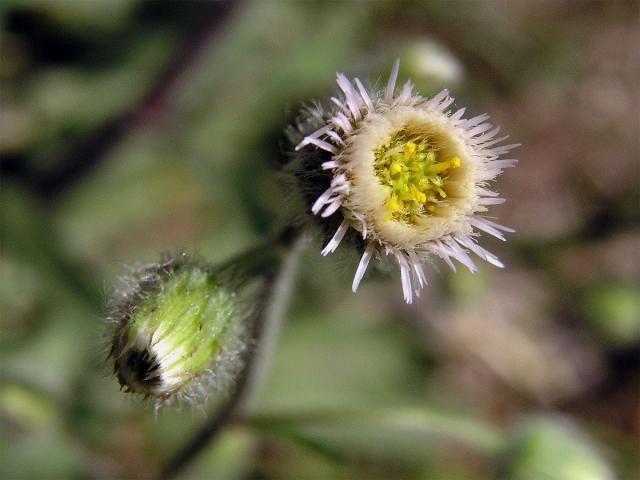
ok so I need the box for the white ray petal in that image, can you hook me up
[433,241,457,272]
[295,130,329,151]
[477,197,506,205]
[396,80,414,105]
[326,130,345,145]
[478,217,515,232]
[487,159,518,169]
[322,161,338,170]
[311,188,334,215]
[294,126,332,151]
[470,216,513,240]
[352,243,375,293]
[331,173,347,186]
[321,198,342,217]
[479,135,509,148]
[475,126,501,142]
[321,219,349,256]
[488,143,521,154]
[353,212,368,239]
[446,240,478,273]
[465,113,490,127]
[426,89,450,110]
[408,250,427,288]
[467,122,493,137]
[395,251,413,304]
[336,73,362,121]
[336,73,361,106]
[354,77,374,112]
[477,169,504,181]
[450,107,466,121]
[455,236,504,268]
[304,137,338,154]
[331,183,350,194]
[331,97,350,116]
[332,112,353,134]
[438,95,455,111]
[409,265,425,297]
[384,58,400,104]
[476,187,499,197]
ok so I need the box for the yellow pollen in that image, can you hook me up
[411,185,426,203]
[374,132,461,223]
[403,142,417,160]
[385,195,402,221]
[429,157,461,174]
[390,162,403,176]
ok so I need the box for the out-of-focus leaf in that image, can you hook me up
[582,280,640,347]
[253,310,425,413]
[0,255,44,347]
[1,182,99,307]
[250,407,505,460]
[177,427,256,480]
[500,416,615,480]
[0,382,59,432]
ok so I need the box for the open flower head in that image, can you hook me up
[294,60,518,303]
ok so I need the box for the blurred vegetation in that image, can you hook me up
[1,0,638,479]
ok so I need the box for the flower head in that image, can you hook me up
[293,60,518,303]
[108,254,247,405]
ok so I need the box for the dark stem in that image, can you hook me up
[160,229,307,479]
[34,0,244,200]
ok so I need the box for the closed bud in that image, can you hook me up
[108,254,247,405]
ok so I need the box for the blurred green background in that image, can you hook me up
[1,1,638,479]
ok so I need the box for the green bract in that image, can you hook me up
[109,257,245,403]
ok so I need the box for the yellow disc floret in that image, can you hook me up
[374,132,461,223]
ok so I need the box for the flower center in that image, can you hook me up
[374,132,461,223]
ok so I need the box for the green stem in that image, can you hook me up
[160,228,306,479]
[240,231,308,410]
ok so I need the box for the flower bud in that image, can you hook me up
[108,255,247,404]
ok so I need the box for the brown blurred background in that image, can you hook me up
[1,1,638,479]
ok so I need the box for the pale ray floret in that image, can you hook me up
[322,219,350,256]
[384,58,400,103]
[294,60,517,303]
[352,243,375,293]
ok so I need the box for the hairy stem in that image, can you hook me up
[160,229,307,479]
